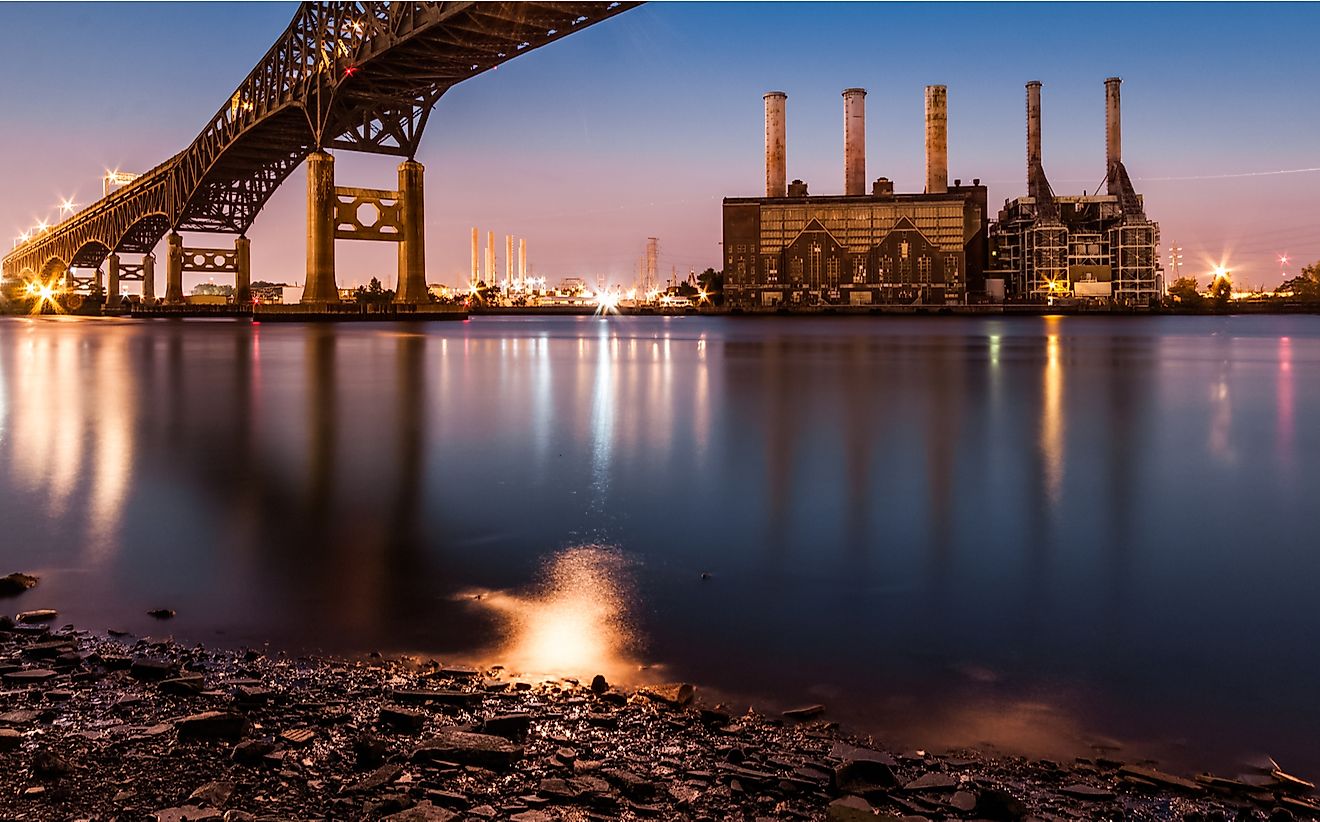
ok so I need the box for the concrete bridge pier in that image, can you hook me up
[235,236,251,305]
[395,160,427,304]
[107,254,119,304]
[142,253,156,304]
[166,233,184,304]
[304,150,339,303]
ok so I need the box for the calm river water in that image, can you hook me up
[1,314,1317,775]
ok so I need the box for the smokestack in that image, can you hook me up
[1026,80,1042,182]
[505,234,513,288]
[843,88,866,196]
[925,85,948,195]
[470,227,478,287]
[764,91,787,198]
[486,230,494,284]
[518,238,526,281]
[1105,76,1122,188]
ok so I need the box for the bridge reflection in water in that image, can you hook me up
[0,315,1318,775]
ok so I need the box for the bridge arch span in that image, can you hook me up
[115,213,171,256]
[70,240,112,269]
[40,256,69,281]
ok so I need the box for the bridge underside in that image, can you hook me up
[4,1,637,304]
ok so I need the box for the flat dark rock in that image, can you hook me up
[830,742,898,768]
[637,682,694,707]
[380,801,458,821]
[412,728,523,769]
[176,711,249,741]
[16,609,58,624]
[3,668,58,683]
[904,771,959,791]
[1118,765,1204,793]
[783,704,827,720]
[0,573,38,597]
[1060,782,1116,800]
[130,658,178,681]
[380,705,426,733]
[391,688,482,706]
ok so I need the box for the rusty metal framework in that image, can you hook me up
[334,186,404,242]
[4,1,636,281]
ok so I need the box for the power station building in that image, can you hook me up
[723,86,989,310]
[986,78,1162,303]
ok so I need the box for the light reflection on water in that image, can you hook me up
[1,314,1319,776]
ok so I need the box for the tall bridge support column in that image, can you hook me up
[142,253,156,304]
[304,150,338,303]
[395,160,427,304]
[235,236,252,305]
[94,267,104,297]
[107,254,120,305]
[166,233,184,304]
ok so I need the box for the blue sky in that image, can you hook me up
[1,2,1317,288]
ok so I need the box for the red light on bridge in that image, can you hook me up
[344,66,359,78]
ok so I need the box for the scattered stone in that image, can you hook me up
[188,780,235,808]
[391,688,482,707]
[1119,764,1205,793]
[346,764,403,793]
[280,727,316,745]
[177,711,249,741]
[637,682,694,706]
[32,748,71,779]
[783,704,827,720]
[481,712,532,739]
[0,728,22,751]
[130,657,178,681]
[412,728,523,769]
[0,572,39,597]
[153,807,221,822]
[904,772,959,792]
[231,739,275,764]
[148,608,177,619]
[160,674,206,695]
[1060,782,1116,800]
[380,800,458,821]
[3,668,58,684]
[828,795,880,821]
[380,705,426,733]
[15,609,58,623]
[590,674,609,694]
[949,789,977,812]
[835,758,899,793]
[976,787,1028,821]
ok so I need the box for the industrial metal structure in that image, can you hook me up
[724,86,989,309]
[2,2,635,307]
[986,78,1161,303]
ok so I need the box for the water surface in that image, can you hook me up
[1,313,1317,775]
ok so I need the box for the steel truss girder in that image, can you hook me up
[4,1,638,279]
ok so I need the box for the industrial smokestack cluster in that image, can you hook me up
[469,227,530,288]
[1023,77,1128,195]
[761,85,956,197]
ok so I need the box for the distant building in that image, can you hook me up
[723,86,988,310]
[723,181,989,309]
[985,78,1161,304]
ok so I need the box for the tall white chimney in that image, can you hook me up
[843,88,867,196]
[764,91,787,197]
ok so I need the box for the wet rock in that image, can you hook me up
[904,772,959,792]
[15,609,58,623]
[130,657,178,681]
[481,713,532,739]
[160,674,206,695]
[153,807,221,822]
[380,705,426,733]
[977,787,1027,821]
[1119,765,1205,794]
[188,781,235,808]
[345,764,403,793]
[638,682,694,707]
[835,758,899,793]
[3,668,58,684]
[831,742,898,768]
[391,688,482,707]
[0,728,22,751]
[353,734,390,768]
[0,710,43,725]
[231,738,275,764]
[602,767,656,800]
[221,812,255,822]
[32,748,71,779]
[699,707,732,727]
[148,608,177,619]
[280,727,316,745]
[828,795,881,821]
[783,704,826,720]
[0,573,38,597]
[949,789,977,812]
[176,711,249,741]
[380,800,458,821]
[1060,782,1117,800]
[412,728,523,769]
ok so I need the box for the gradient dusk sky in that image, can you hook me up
[2,2,1317,290]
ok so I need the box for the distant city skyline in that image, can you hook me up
[1,2,1317,289]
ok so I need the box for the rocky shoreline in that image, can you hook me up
[0,617,1316,821]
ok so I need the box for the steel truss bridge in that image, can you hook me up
[2,1,635,306]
